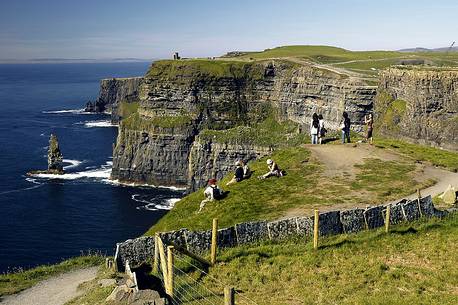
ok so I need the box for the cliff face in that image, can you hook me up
[85,77,143,123]
[112,60,377,188]
[377,67,458,150]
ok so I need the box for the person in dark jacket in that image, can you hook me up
[340,111,351,143]
[227,160,245,186]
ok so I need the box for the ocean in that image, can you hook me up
[0,62,183,273]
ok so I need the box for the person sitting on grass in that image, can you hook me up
[199,178,223,213]
[258,159,284,180]
[242,160,251,179]
[226,160,245,186]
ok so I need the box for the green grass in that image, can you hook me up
[198,115,308,148]
[146,145,432,234]
[184,213,458,305]
[146,59,265,81]
[121,112,195,130]
[374,138,458,172]
[65,262,119,305]
[0,255,104,297]
[118,101,139,119]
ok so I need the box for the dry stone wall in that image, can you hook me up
[115,195,448,270]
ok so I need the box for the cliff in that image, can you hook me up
[111,59,377,189]
[377,67,458,150]
[85,77,143,123]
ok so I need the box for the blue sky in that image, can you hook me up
[1,0,457,60]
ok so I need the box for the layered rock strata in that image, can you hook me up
[112,60,377,188]
[377,67,458,150]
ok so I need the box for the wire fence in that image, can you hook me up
[153,240,258,305]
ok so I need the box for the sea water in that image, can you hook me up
[0,62,183,272]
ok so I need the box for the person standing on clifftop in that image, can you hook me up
[364,113,373,145]
[318,114,326,144]
[340,112,351,143]
[310,113,320,144]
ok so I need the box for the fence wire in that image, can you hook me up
[153,237,259,305]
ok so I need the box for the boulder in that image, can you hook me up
[441,185,457,205]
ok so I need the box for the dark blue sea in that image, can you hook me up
[0,62,183,273]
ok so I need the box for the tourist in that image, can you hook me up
[318,114,326,144]
[242,160,251,179]
[310,113,319,144]
[258,159,283,179]
[364,113,373,145]
[199,179,223,213]
[340,112,351,143]
[226,161,245,186]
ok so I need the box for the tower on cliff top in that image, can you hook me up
[173,52,180,60]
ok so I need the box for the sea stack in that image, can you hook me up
[27,134,65,176]
[47,134,64,174]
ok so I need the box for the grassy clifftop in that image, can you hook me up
[146,141,447,234]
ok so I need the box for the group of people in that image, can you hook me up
[199,111,374,212]
[199,158,284,212]
[310,111,373,145]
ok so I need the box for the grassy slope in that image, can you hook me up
[194,213,458,305]
[225,45,458,74]
[0,255,104,297]
[147,143,436,234]
[374,137,458,172]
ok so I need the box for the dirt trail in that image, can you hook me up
[0,267,98,305]
[307,144,458,199]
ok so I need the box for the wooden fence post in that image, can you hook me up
[167,246,174,298]
[417,189,423,217]
[385,205,391,233]
[211,218,218,265]
[313,210,319,250]
[224,286,235,305]
[156,236,168,290]
[153,234,159,273]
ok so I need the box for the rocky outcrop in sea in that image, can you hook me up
[28,134,65,175]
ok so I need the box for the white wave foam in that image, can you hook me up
[0,178,44,195]
[63,159,82,170]
[133,195,181,211]
[82,120,118,128]
[104,179,186,190]
[31,161,111,180]
[42,108,90,114]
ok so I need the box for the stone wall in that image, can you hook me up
[115,195,449,270]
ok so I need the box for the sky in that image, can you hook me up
[1,0,457,61]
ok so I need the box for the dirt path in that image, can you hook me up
[307,143,458,198]
[0,267,98,305]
